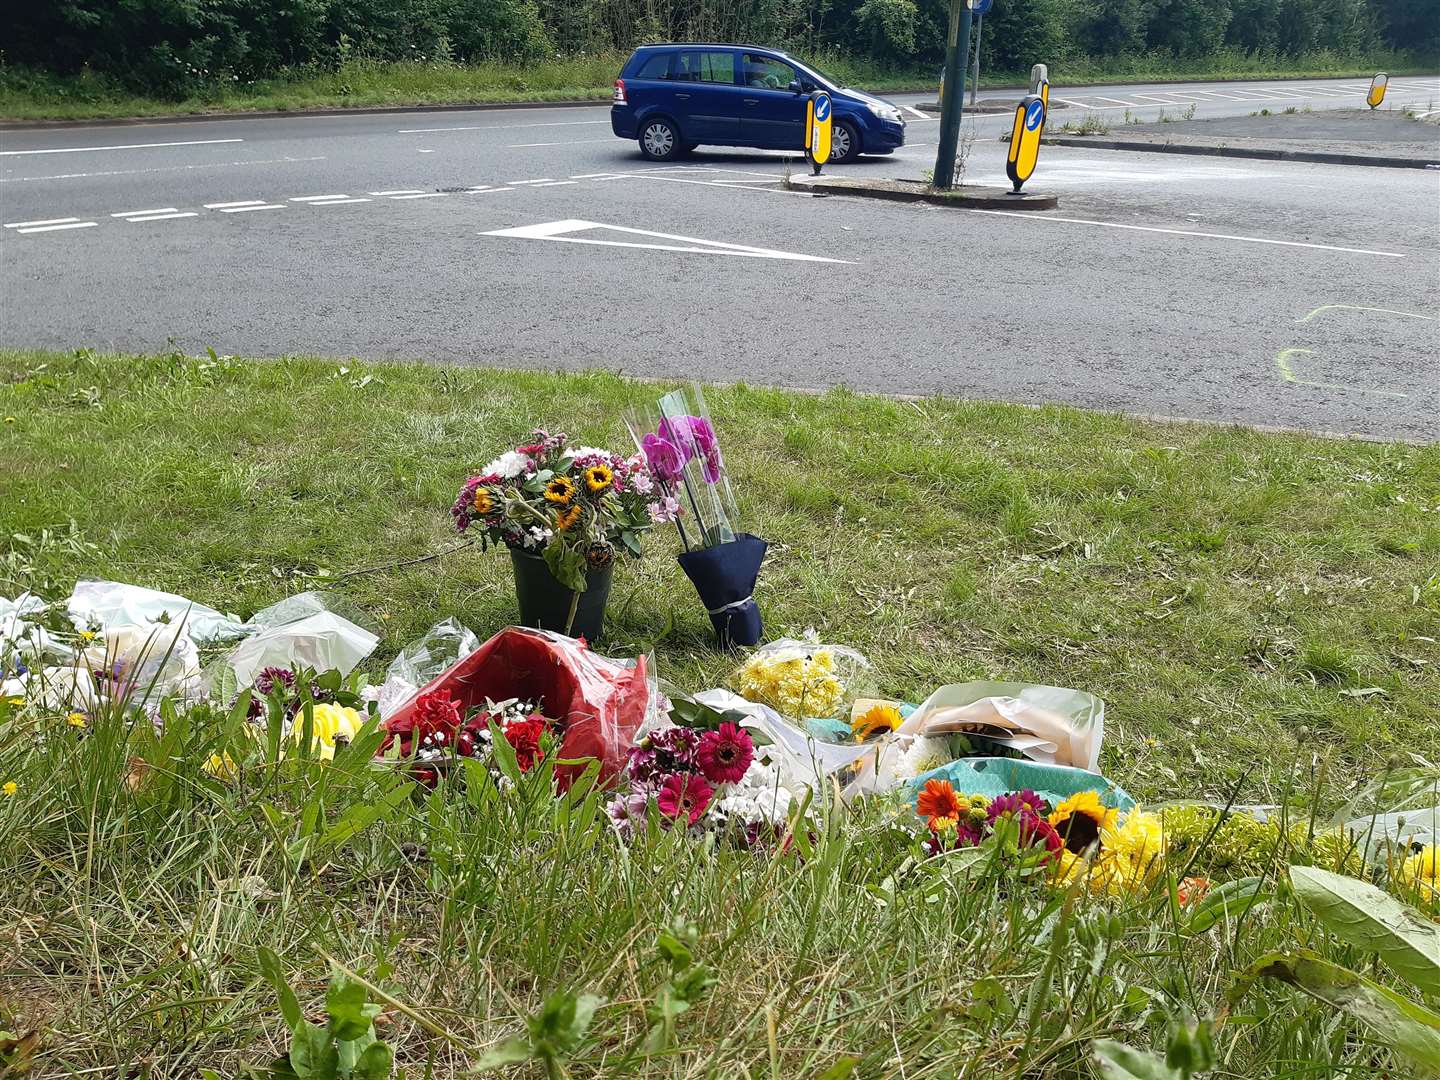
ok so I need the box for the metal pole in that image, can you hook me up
[970,15,982,107]
[932,0,972,190]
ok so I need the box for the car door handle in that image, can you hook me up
[743,98,759,105]
[674,93,690,99]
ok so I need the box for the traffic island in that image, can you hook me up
[784,174,1058,210]
[1045,108,1440,169]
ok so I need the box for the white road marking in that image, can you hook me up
[530,180,578,186]
[219,203,284,212]
[571,172,620,179]
[370,189,424,196]
[16,221,98,234]
[0,155,327,185]
[304,197,371,205]
[484,218,852,261]
[903,105,931,119]
[289,195,349,202]
[506,179,555,185]
[462,187,515,194]
[388,192,446,199]
[0,138,243,157]
[1094,96,1142,106]
[4,217,80,228]
[111,208,177,217]
[125,211,198,222]
[398,120,609,133]
[967,208,1407,258]
[205,200,265,209]
[509,142,562,148]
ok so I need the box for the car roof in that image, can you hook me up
[633,43,791,54]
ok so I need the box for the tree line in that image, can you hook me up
[5,0,1435,97]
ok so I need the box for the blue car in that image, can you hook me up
[611,44,906,163]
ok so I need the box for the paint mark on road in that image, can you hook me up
[387,192,447,199]
[0,138,243,157]
[14,221,99,234]
[0,156,327,185]
[125,211,198,222]
[1298,304,1436,322]
[370,189,425,196]
[111,208,177,217]
[398,120,609,134]
[968,208,1407,258]
[1275,348,1409,397]
[4,217,82,228]
[483,218,852,262]
[219,203,284,212]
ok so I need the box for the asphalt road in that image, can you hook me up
[3,75,1438,441]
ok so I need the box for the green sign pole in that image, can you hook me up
[932,0,973,190]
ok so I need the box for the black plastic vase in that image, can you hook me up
[509,548,612,641]
[676,534,767,649]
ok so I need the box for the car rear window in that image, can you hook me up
[668,51,736,85]
[633,53,671,79]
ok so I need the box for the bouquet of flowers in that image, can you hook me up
[379,687,560,789]
[730,636,874,735]
[626,385,767,649]
[451,430,657,637]
[608,718,797,849]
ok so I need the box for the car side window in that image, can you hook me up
[634,53,671,80]
[669,51,736,85]
[741,54,797,91]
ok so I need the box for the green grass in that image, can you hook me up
[1,349,1438,1076]
[2,49,1434,121]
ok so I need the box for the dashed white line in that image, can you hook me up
[15,221,98,234]
[398,120,609,133]
[506,179,555,185]
[967,208,1407,258]
[462,187,516,195]
[387,192,447,199]
[111,208,177,218]
[205,200,265,209]
[370,189,425,196]
[125,211,198,222]
[530,180,579,187]
[305,197,371,205]
[4,217,80,228]
[0,156,327,185]
[219,203,284,212]
[509,142,562,148]
[289,195,350,202]
[0,138,243,157]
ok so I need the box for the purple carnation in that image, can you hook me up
[986,789,1050,823]
[254,666,295,696]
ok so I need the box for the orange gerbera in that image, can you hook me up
[917,778,963,831]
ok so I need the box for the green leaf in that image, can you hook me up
[1290,865,1440,989]
[257,946,303,1031]
[290,1020,340,1079]
[815,1059,860,1080]
[531,990,603,1055]
[470,1034,534,1071]
[324,972,378,1042]
[655,929,693,970]
[1184,876,1273,935]
[1245,951,1440,1075]
[350,1040,394,1080]
[1092,1039,1184,1080]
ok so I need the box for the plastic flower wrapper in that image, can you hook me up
[1332,758,1440,866]
[626,384,767,649]
[729,635,874,731]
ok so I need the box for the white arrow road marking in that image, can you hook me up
[482,219,852,263]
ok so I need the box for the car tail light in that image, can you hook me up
[613,79,627,105]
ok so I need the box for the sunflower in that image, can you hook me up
[583,464,614,493]
[543,476,577,504]
[555,503,584,532]
[1049,790,1118,855]
[851,703,902,742]
[472,486,499,515]
[916,778,962,831]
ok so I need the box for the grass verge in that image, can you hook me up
[1,349,1437,1076]
[1,50,1433,121]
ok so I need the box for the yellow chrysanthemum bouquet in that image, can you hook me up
[730,635,873,730]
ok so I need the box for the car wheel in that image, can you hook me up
[829,120,861,164]
[639,118,682,161]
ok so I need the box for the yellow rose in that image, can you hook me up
[290,703,365,760]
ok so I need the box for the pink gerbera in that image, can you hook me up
[696,722,754,784]
[656,773,713,826]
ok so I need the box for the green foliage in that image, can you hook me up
[1289,865,1440,990]
[472,989,604,1073]
[1,0,1434,100]
[644,920,717,1054]
[255,953,395,1079]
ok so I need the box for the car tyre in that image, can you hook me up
[639,117,682,161]
[830,120,861,164]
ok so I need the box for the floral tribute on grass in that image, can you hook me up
[378,688,559,788]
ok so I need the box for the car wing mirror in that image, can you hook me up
[788,80,803,93]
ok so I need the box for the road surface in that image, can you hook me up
[2,75,1437,440]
